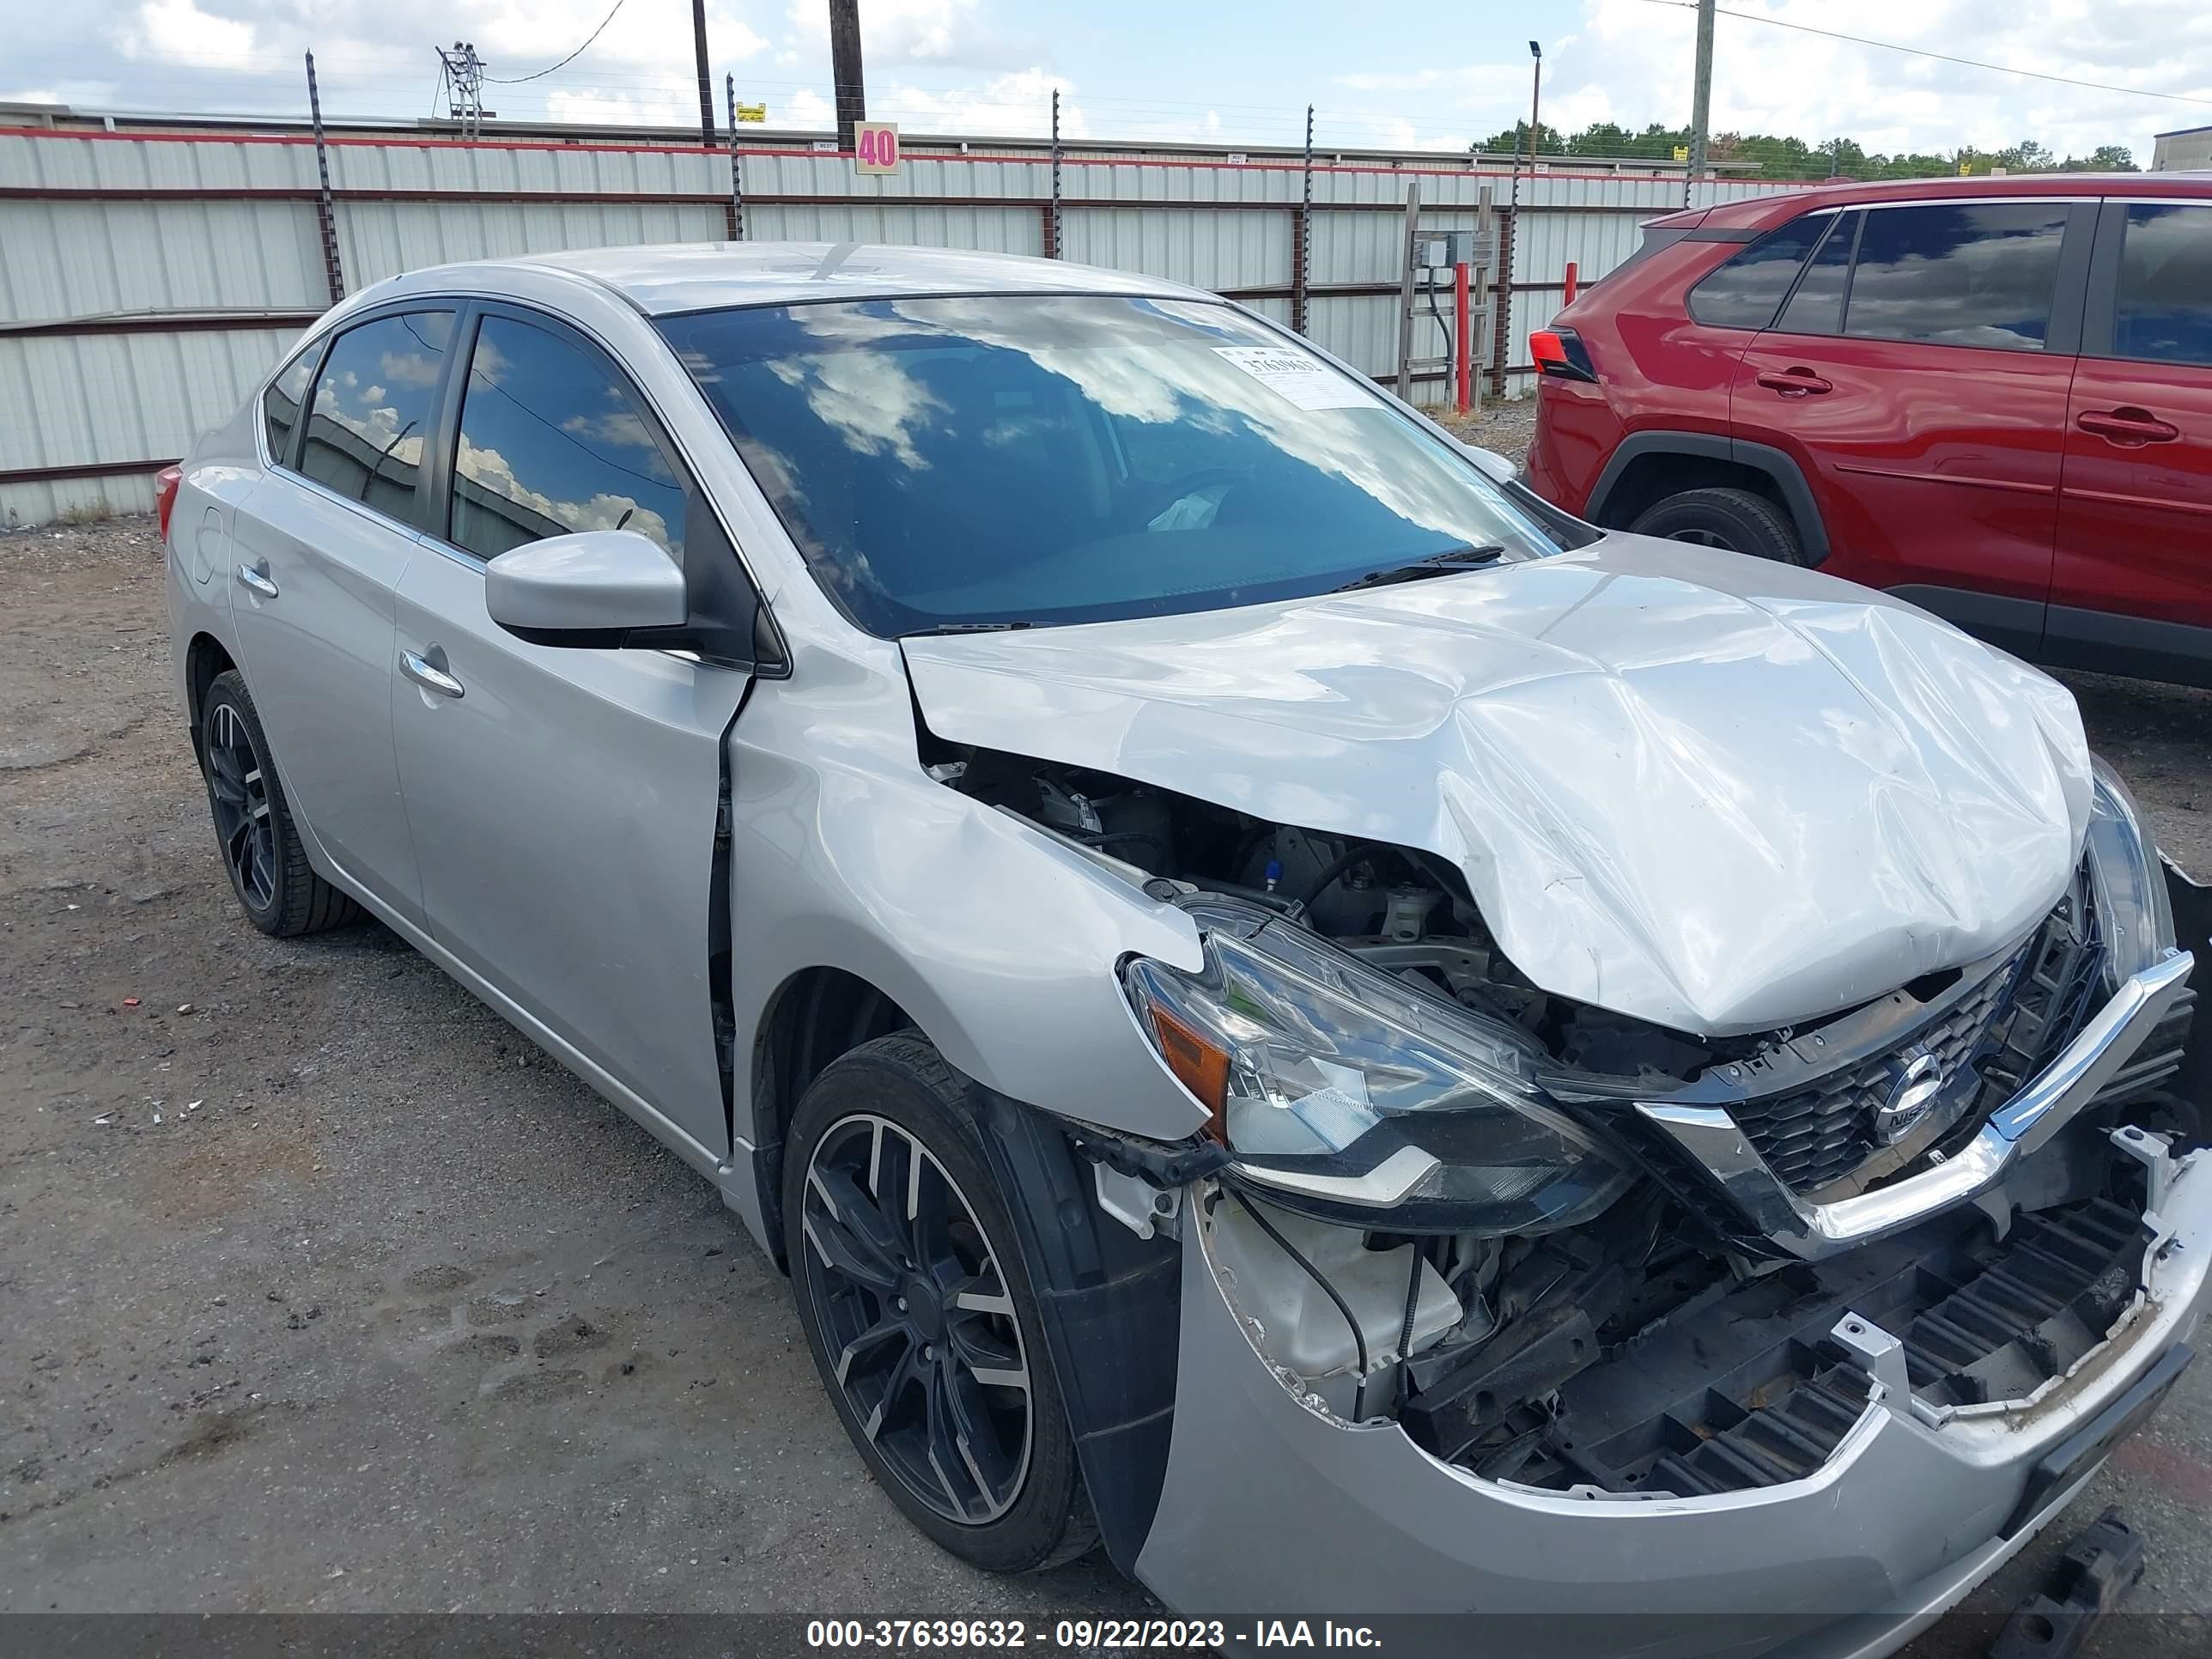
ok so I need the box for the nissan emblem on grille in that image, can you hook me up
[1875,1048,1944,1145]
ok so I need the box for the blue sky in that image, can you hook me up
[4,1,2209,165]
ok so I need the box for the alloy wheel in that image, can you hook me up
[205,702,277,911]
[1666,527,1737,550]
[798,1112,1033,1524]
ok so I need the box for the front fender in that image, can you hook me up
[724,639,1210,1157]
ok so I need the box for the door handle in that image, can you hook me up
[2076,407,2179,446]
[234,561,278,599]
[1756,368,1833,396]
[400,647,465,700]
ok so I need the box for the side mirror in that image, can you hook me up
[485,530,687,647]
[1455,441,1519,486]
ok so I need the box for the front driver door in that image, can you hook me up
[391,305,750,1158]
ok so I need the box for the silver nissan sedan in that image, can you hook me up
[163,243,2210,1652]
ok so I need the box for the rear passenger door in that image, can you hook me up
[228,307,458,927]
[1729,200,2092,655]
[2048,199,2212,684]
[390,304,750,1159]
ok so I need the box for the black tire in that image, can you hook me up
[1629,485,1807,564]
[783,1033,1096,1573]
[198,669,364,939]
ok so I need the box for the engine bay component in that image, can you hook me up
[1209,1191,1460,1410]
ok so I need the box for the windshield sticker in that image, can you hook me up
[1212,345,1382,411]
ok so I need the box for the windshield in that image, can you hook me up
[659,295,1576,635]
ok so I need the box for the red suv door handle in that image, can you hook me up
[1756,368,1833,397]
[2076,407,2180,446]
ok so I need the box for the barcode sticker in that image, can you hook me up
[1212,346,1381,411]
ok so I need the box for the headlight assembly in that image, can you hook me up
[2087,755,2178,986]
[1121,902,1633,1234]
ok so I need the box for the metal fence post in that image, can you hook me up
[725,73,744,242]
[303,52,344,305]
[1490,196,1513,399]
[1294,103,1313,336]
[1048,88,1062,258]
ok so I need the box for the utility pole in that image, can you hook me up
[691,0,715,148]
[829,0,866,149]
[1686,0,1715,207]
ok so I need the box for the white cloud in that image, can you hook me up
[546,87,698,127]
[782,0,1002,66]
[780,86,835,129]
[874,67,1085,138]
[116,0,258,69]
[1574,1,2208,162]
[1319,1,2212,164]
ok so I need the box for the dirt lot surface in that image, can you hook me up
[4,512,2209,1651]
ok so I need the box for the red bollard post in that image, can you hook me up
[1454,260,1472,413]
[1563,260,1578,307]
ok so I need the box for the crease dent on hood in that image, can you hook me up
[902,539,2093,1037]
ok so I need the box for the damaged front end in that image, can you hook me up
[945,745,2207,1523]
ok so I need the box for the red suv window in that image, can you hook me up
[2113,203,2212,365]
[1686,212,1832,330]
[1841,202,2069,350]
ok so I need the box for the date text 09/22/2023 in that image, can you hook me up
[805,1619,1383,1649]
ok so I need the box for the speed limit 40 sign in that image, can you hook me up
[854,121,902,175]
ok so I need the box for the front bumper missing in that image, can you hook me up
[1638,950,2196,1261]
[1131,1137,2209,1651]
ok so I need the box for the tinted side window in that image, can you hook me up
[1686,214,1829,329]
[2113,203,2212,366]
[449,315,687,563]
[1774,211,1860,336]
[1843,203,2068,351]
[263,344,319,467]
[298,311,454,518]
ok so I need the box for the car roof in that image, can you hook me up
[1694,169,2212,228]
[382,241,1218,317]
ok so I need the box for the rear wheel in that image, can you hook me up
[783,1033,1095,1572]
[198,669,363,938]
[1629,485,1806,564]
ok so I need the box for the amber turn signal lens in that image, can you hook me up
[1145,1000,1231,1139]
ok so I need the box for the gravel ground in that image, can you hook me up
[3,513,2209,1650]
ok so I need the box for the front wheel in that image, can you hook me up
[782,1033,1096,1572]
[1628,485,1807,564]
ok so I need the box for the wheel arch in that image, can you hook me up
[184,631,237,762]
[1586,431,1831,564]
[749,963,917,1271]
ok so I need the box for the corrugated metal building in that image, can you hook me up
[2152,126,2212,171]
[0,112,1796,526]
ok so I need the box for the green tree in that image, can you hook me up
[1474,120,1568,155]
[1516,120,2140,182]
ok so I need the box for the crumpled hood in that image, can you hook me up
[902,534,2093,1037]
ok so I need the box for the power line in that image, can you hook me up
[485,0,630,85]
[1637,0,2212,111]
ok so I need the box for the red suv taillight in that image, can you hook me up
[155,465,182,540]
[1529,327,1599,385]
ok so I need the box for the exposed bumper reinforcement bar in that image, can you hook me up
[1637,950,2196,1261]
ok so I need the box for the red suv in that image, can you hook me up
[1523,173,2212,685]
